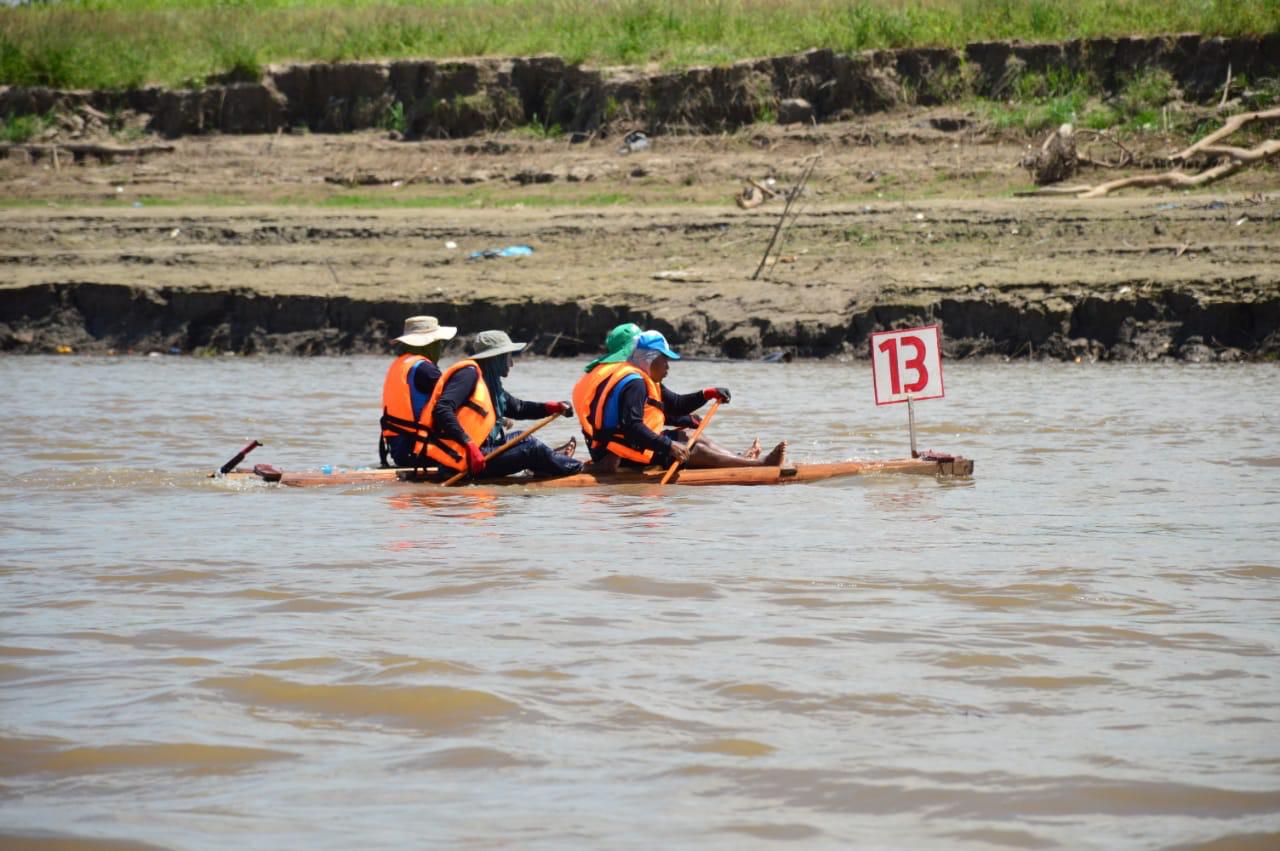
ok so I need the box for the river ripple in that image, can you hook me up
[1,356,1278,850]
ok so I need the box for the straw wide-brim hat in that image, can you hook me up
[393,315,457,347]
[470,329,527,359]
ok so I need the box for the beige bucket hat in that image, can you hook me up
[393,315,457,347]
[470,329,527,359]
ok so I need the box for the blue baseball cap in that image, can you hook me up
[635,330,681,360]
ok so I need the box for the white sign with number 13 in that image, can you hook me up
[870,325,945,406]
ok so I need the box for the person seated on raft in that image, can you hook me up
[574,323,767,462]
[421,329,583,479]
[379,315,456,468]
[579,330,787,473]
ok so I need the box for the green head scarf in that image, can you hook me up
[583,322,641,372]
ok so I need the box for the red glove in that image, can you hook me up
[545,400,573,418]
[465,442,487,476]
[702,387,731,403]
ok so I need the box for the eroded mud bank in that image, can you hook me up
[2,34,1277,138]
[3,279,1275,362]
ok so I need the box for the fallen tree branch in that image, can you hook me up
[1076,158,1245,199]
[1077,137,1280,198]
[1170,107,1280,162]
[1197,140,1280,162]
[1021,130,1279,199]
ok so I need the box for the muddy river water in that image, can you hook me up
[2,356,1278,849]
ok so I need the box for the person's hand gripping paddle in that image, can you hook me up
[443,411,562,486]
[660,400,720,486]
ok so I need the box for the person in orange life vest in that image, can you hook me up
[379,315,456,468]
[573,323,766,465]
[572,322,642,445]
[429,330,583,479]
[585,330,787,472]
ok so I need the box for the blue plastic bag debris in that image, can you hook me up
[468,244,534,260]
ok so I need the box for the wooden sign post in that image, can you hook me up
[870,325,945,458]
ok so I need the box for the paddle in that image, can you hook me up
[218,439,262,475]
[660,400,720,485]
[443,412,561,486]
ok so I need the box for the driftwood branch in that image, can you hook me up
[1197,140,1280,162]
[1076,159,1246,199]
[1170,107,1280,162]
[1076,138,1279,199]
[1021,108,1279,199]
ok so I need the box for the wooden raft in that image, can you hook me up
[220,456,973,489]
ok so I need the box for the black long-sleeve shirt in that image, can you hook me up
[432,365,546,447]
[615,381,706,453]
[411,359,441,398]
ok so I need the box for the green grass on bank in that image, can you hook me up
[1,0,1277,90]
[979,65,1280,133]
[981,67,1179,133]
[0,111,51,142]
[0,189,675,210]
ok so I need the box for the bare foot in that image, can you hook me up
[553,436,577,458]
[761,441,787,467]
[742,437,762,460]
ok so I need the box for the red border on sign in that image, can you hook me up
[869,324,945,406]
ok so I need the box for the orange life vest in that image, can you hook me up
[572,363,613,443]
[578,362,665,464]
[413,359,496,471]
[380,353,428,441]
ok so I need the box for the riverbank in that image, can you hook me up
[4,34,1278,140]
[1,34,1277,362]
[3,175,1277,361]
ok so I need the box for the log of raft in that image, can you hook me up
[219,455,974,489]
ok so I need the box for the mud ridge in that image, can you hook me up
[2,282,1275,363]
[2,34,1277,139]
